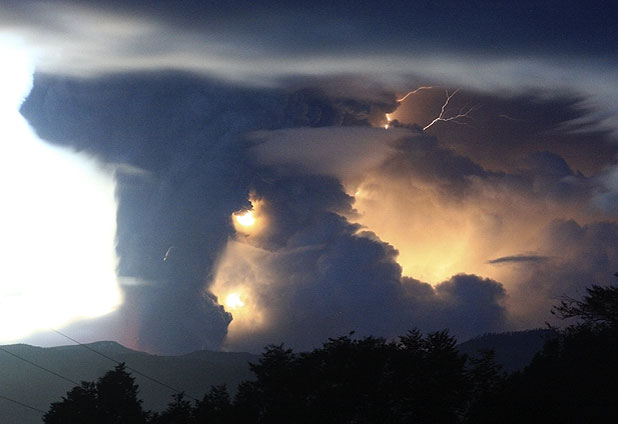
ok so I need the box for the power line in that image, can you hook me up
[0,329,201,418]
[0,345,83,418]
[51,329,200,402]
[0,393,45,415]
[0,346,80,386]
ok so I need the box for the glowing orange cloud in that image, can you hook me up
[225,293,245,310]
[209,240,269,345]
[235,210,256,227]
[343,157,611,329]
[209,195,273,346]
[232,195,267,236]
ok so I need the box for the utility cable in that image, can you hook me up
[0,393,46,415]
[0,345,83,417]
[0,346,80,386]
[51,329,200,402]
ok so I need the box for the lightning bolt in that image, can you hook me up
[422,89,474,131]
[385,86,437,129]
[384,86,474,131]
[395,86,436,103]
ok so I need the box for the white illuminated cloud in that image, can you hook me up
[0,39,121,342]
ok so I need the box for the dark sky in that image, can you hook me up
[1,0,618,353]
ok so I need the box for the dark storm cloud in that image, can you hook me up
[24,68,618,353]
[543,220,618,283]
[593,166,618,214]
[17,71,519,353]
[381,134,489,196]
[432,274,507,337]
[506,219,618,327]
[6,0,618,354]
[250,112,617,332]
[392,89,617,175]
[17,69,618,353]
[5,0,618,137]
[19,73,275,353]
[6,0,617,57]
[21,73,279,282]
[18,72,401,353]
[253,124,599,210]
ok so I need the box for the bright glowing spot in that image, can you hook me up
[235,210,256,227]
[0,39,121,342]
[210,240,269,348]
[233,197,267,236]
[225,293,245,310]
[384,113,392,129]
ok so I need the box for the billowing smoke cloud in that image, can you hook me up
[210,173,508,351]
[17,71,618,354]
[248,104,618,340]
[19,73,264,352]
[20,73,401,353]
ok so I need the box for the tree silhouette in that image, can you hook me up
[97,363,148,423]
[234,344,300,423]
[551,274,618,327]
[44,382,99,424]
[233,331,472,423]
[470,275,618,423]
[44,363,149,424]
[43,303,618,424]
[463,349,506,423]
[150,392,193,424]
[296,335,393,423]
[194,385,232,423]
[388,329,469,423]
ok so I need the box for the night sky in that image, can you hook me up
[1,0,617,354]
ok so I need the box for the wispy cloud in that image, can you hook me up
[488,255,550,265]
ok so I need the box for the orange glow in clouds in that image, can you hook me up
[232,196,267,236]
[348,179,479,284]
[210,240,269,347]
[225,293,245,310]
[235,210,256,227]
[354,87,590,289]
[210,196,271,347]
[384,113,392,129]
